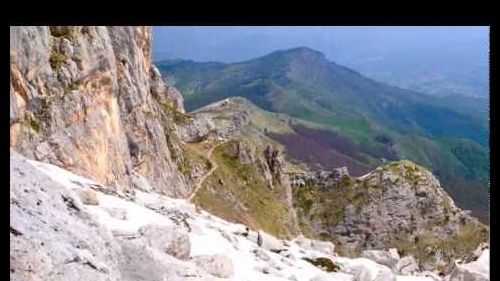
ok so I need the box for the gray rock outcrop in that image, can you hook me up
[10,26,191,198]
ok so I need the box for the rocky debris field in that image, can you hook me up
[10,150,489,281]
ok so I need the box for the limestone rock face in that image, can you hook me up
[338,161,472,250]
[10,26,191,197]
[190,97,252,140]
[231,140,256,164]
[290,168,350,188]
[174,114,215,143]
[293,160,487,271]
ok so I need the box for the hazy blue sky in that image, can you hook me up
[152,26,489,97]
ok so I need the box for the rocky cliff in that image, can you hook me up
[292,160,488,271]
[10,26,190,197]
[10,26,489,280]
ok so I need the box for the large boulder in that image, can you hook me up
[362,249,400,268]
[341,258,396,281]
[138,224,191,260]
[445,249,489,281]
[192,254,234,278]
[393,256,419,275]
[118,238,213,281]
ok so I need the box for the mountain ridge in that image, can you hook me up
[10,26,489,280]
[158,47,489,221]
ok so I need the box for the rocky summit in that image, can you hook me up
[10,26,489,281]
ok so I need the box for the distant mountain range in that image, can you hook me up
[153,26,489,99]
[157,47,489,221]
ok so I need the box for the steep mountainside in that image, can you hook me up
[158,48,489,221]
[11,150,489,281]
[174,98,487,272]
[11,26,489,281]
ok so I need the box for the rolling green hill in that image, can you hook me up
[157,47,489,222]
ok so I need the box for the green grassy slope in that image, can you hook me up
[157,47,489,221]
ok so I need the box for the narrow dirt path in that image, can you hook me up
[187,139,228,202]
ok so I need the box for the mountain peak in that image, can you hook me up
[269,46,327,62]
[285,46,324,55]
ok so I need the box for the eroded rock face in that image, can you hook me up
[339,162,473,250]
[293,160,487,271]
[174,114,215,143]
[231,140,255,164]
[10,26,190,198]
[290,168,350,188]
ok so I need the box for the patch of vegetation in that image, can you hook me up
[49,51,68,70]
[334,244,351,258]
[63,82,79,94]
[302,257,340,272]
[28,117,41,133]
[160,102,194,124]
[193,141,297,238]
[293,176,367,239]
[49,26,75,40]
[144,111,155,120]
[393,221,488,269]
[178,143,211,177]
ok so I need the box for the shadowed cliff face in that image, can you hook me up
[10,26,189,197]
